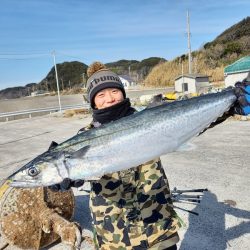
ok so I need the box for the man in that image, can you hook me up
[84,62,181,250]
[52,63,250,250]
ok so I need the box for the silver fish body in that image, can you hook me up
[9,89,236,187]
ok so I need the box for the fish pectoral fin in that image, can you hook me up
[69,145,91,159]
[48,141,59,150]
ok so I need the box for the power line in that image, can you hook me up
[0,56,50,60]
[56,52,84,61]
[187,10,192,74]
[0,52,51,60]
[0,52,50,55]
[0,51,85,61]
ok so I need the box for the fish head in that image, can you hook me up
[8,146,91,188]
[9,154,65,188]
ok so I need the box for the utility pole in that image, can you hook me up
[82,73,86,87]
[182,60,185,92]
[61,78,64,91]
[181,59,184,76]
[187,10,192,74]
[52,51,62,112]
[45,79,49,92]
[193,57,197,73]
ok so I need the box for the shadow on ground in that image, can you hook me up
[73,194,93,231]
[179,191,250,250]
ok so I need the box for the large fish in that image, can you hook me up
[9,88,236,188]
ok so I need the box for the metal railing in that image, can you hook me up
[0,103,90,122]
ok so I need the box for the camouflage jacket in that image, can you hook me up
[82,124,181,250]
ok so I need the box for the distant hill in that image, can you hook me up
[202,16,250,66]
[145,16,250,86]
[106,57,166,81]
[0,61,88,99]
[205,16,250,48]
[40,61,88,92]
[0,83,37,100]
[0,57,165,99]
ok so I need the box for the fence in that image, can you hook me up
[0,104,90,122]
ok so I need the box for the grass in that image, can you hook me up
[144,54,225,87]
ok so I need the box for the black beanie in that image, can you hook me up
[86,69,126,108]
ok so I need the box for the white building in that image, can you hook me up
[119,75,136,89]
[174,74,210,94]
[224,56,250,87]
[30,90,48,96]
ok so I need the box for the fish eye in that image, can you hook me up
[28,167,39,177]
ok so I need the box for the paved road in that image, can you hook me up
[0,114,249,249]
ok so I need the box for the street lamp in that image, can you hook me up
[52,51,62,113]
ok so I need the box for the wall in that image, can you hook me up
[195,78,210,93]
[225,71,249,87]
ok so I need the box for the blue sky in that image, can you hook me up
[0,0,249,90]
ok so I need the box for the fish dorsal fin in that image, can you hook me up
[68,145,91,159]
[48,141,59,150]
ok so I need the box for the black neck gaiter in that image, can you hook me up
[92,98,136,125]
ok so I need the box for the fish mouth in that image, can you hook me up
[9,179,43,188]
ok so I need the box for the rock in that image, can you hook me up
[0,186,79,249]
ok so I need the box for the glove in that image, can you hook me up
[49,178,84,192]
[233,79,250,115]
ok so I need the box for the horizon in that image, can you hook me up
[0,0,250,90]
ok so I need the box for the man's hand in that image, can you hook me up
[49,178,84,192]
[233,79,250,115]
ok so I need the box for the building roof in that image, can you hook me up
[224,56,250,74]
[119,75,134,82]
[175,74,208,80]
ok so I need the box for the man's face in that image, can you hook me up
[94,88,124,109]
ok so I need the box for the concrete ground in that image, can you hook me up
[0,114,249,249]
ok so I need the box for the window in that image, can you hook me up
[183,83,188,92]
